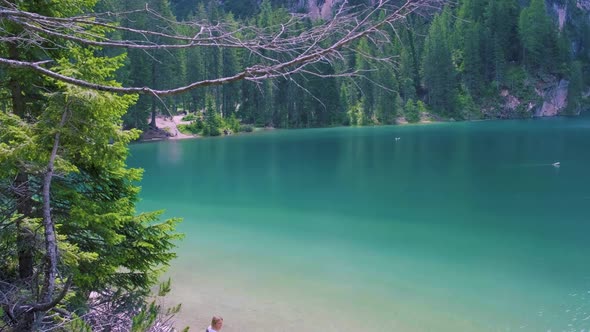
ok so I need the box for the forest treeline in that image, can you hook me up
[106,0,590,133]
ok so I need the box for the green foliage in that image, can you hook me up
[518,0,559,72]
[114,0,184,129]
[180,109,240,136]
[398,43,418,100]
[202,96,223,136]
[503,65,538,107]
[61,315,93,332]
[457,90,480,119]
[422,8,458,117]
[177,124,192,135]
[178,117,204,135]
[566,61,584,115]
[416,100,428,117]
[182,113,199,121]
[239,124,254,132]
[224,0,259,17]
[404,99,420,123]
[225,113,241,133]
[131,304,159,332]
[505,66,527,93]
[461,22,485,95]
[0,5,182,328]
[130,279,187,332]
[347,100,370,126]
[44,48,182,298]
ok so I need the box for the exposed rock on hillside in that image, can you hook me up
[500,89,521,112]
[308,0,336,19]
[552,2,567,30]
[497,79,572,118]
[577,0,590,11]
[536,79,569,117]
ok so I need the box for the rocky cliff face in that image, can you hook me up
[497,79,570,118]
[307,0,338,19]
[508,0,590,118]
[577,0,590,11]
[536,79,570,117]
[502,79,569,118]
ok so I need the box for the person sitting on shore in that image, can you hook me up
[206,316,223,332]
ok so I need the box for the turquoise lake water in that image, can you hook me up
[129,117,590,331]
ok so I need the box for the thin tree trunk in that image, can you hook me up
[8,44,26,118]
[405,19,421,94]
[150,60,158,129]
[150,97,157,129]
[36,110,68,325]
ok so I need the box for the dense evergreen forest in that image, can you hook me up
[106,0,590,133]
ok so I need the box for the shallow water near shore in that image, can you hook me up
[129,116,590,332]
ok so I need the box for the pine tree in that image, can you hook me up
[203,95,222,136]
[422,8,458,117]
[404,99,420,123]
[221,13,242,117]
[355,38,376,118]
[401,16,425,97]
[223,0,259,17]
[119,0,182,129]
[398,44,417,101]
[462,22,485,95]
[169,0,200,20]
[566,61,584,115]
[484,0,519,82]
[518,0,558,71]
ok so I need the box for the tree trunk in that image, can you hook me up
[8,44,26,118]
[35,110,67,327]
[41,112,66,298]
[192,95,198,112]
[149,60,158,129]
[8,43,35,282]
[150,98,157,129]
[40,135,60,304]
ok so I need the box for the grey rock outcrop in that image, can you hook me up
[308,0,338,19]
[577,0,590,11]
[535,79,570,117]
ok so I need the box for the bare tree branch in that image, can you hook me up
[0,0,444,97]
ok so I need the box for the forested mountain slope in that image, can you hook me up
[108,0,590,130]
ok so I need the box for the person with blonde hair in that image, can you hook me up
[206,316,223,332]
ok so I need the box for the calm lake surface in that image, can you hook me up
[129,117,590,332]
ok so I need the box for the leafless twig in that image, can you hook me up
[0,0,445,97]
